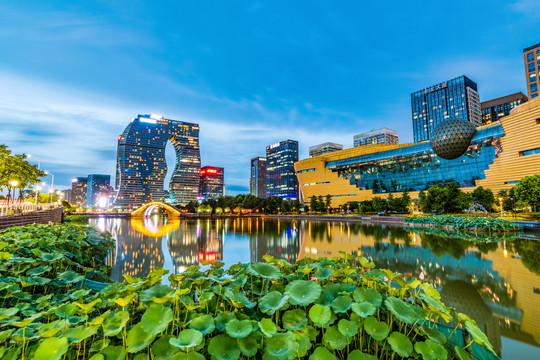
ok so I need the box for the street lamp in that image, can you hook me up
[9,180,18,206]
[44,171,54,204]
[498,197,504,218]
[34,186,41,205]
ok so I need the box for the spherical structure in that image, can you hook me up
[431,119,476,160]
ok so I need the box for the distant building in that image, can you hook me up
[411,75,481,142]
[199,166,224,200]
[309,142,343,157]
[71,177,87,206]
[523,43,540,99]
[354,129,398,147]
[61,189,72,203]
[266,140,299,199]
[86,174,111,207]
[250,157,267,198]
[481,92,528,125]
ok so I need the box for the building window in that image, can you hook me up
[534,287,540,295]
[533,93,538,99]
[519,148,540,156]
[529,62,536,73]
[528,52,535,62]
[532,83,539,93]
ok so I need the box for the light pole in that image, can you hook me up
[44,171,54,204]
[9,180,18,207]
[34,185,42,205]
[498,197,504,218]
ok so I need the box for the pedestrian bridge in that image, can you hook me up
[130,201,182,218]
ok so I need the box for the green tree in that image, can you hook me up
[372,197,385,212]
[325,194,332,209]
[514,175,540,211]
[471,186,495,211]
[310,196,318,213]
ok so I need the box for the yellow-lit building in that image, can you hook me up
[295,97,540,207]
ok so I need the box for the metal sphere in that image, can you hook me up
[431,119,476,160]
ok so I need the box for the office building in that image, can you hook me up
[411,75,482,142]
[199,166,224,200]
[61,189,72,203]
[481,92,528,125]
[523,43,540,99]
[86,174,111,207]
[114,114,201,207]
[266,139,299,199]
[353,129,398,147]
[71,177,87,206]
[295,97,540,207]
[250,157,267,198]
[309,142,343,157]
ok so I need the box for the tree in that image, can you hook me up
[372,197,386,212]
[0,145,44,201]
[514,175,540,211]
[325,194,332,209]
[310,196,318,213]
[471,186,495,211]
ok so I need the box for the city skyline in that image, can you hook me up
[0,1,538,195]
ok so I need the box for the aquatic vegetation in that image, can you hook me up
[63,215,91,223]
[0,223,497,359]
[404,215,520,231]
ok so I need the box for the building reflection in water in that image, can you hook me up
[90,217,540,358]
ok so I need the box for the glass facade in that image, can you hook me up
[309,142,343,157]
[353,128,399,147]
[524,43,540,99]
[326,125,504,194]
[411,75,481,142]
[86,174,111,207]
[199,166,224,200]
[481,92,528,125]
[266,139,299,199]
[249,157,267,197]
[114,114,201,207]
[71,177,87,206]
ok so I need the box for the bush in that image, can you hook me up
[404,215,520,231]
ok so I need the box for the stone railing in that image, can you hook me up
[0,207,63,230]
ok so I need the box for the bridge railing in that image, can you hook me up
[0,202,60,216]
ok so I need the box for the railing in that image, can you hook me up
[0,202,60,216]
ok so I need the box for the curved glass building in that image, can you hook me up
[114,114,200,207]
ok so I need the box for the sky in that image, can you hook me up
[0,0,539,194]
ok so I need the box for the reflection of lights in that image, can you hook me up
[98,196,108,208]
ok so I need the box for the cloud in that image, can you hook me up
[509,0,540,18]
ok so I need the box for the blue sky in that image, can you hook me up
[0,0,539,194]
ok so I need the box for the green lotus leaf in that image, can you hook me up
[0,307,19,321]
[151,335,179,359]
[208,334,241,360]
[331,295,352,313]
[259,291,289,315]
[313,267,333,280]
[1,347,20,360]
[127,323,156,353]
[421,283,441,300]
[324,325,347,350]
[0,329,14,343]
[309,346,338,360]
[352,288,382,307]
[55,303,77,318]
[38,320,64,338]
[26,265,51,276]
[454,345,471,360]
[337,319,358,337]
[387,332,413,357]
[294,331,312,357]
[89,339,110,353]
[170,352,205,360]
[139,284,175,304]
[89,354,104,360]
[301,325,319,342]
[414,339,448,360]
[57,270,85,284]
[73,298,102,313]
[258,318,277,337]
[26,276,51,286]
[285,280,322,306]
[223,287,256,308]
[99,345,126,360]
[250,262,282,280]
[225,319,252,338]
[464,320,494,353]
[363,316,389,341]
[215,312,236,332]
[420,326,447,345]
[189,314,215,335]
[103,310,130,337]
[34,337,69,360]
[282,308,308,331]
[141,304,173,336]
[309,304,332,327]
[64,325,99,343]
[39,252,64,262]
[264,332,298,360]
[170,329,203,349]
[358,257,375,268]
[237,332,262,357]
[347,350,377,360]
[385,296,425,324]
[351,302,376,318]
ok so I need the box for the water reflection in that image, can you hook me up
[89,217,540,358]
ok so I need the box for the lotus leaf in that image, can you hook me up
[363,316,389,341]
[465,320,494,353]
[414,339,448,360]
[223,287,256,308]
[347,350,377,360]
[258,318,277,337]
[337,319,358,337]
[74,298,102,313]
[264,332,298,360]
[259,291,289,315]
[34,337,68,360]
[170,329,203,349]
[140,284,175,304]
[0,307,18,320]
[39,252,64,262]
[454,345,471,360]
[387,331,413,357]
[324,325,347,350]
[352,287,382,307]
[309,304,332,327]
[225,319,252,338]
[237,332,262,356]
[64,325,99,343]
[170,352,205,360]
[215,312,236,332]
[208,334,241,360]
[331,295,352,313]
[294,331,312,357]
[385,296,425,324]
[282,308,308,330]
[152,335,179,359]
[141,304,173,336]
[420,326,447,345]
[285,280,322,306]
[358,257,375,268]
[351,302,376,318]
[27,265,51,276]
[313,267,333,280]
[109,293,137,308]
[38,320,64,338]
[89,354,105,360]
[89,339,110,353]
[309,346,338,360]
[250,262,282,280]
[99,345,126,360]
[127,323,156,353]
[57,270,85,284]
[189,314,215,335]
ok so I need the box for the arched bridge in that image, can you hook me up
[130,201,182,218]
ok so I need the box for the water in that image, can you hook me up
[89,216,540,359]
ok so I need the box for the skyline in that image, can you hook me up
[0,1,539,194]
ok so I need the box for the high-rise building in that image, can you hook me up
[353,128,398,147]
[309,142,343,157]
[199,166,224,200]
[411,75,482,142]
[71,177,87,206]
[61,189,72,204]
[114,114,201,207]
[481,92,528,125]
[523,43,540,99]
[250,157,267,198]
[266,139,299,199]
[86,174,111,207]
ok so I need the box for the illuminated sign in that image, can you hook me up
[71,178,78,183]
[267,142,281,150]
[118,136,123,141]
[198,251,217,262]
[200,168,219,175]
[140,118,157,124]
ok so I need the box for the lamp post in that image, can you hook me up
[498,197,504,218]
[9,180,18,207]
[34,186,41,205]
[44,171,54,204]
